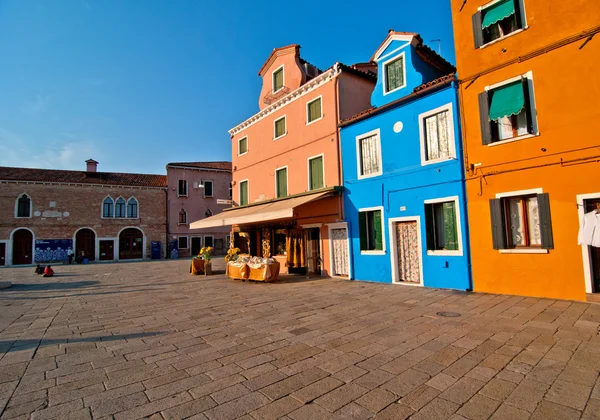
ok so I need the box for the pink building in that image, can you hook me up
[191,45,376,276]
[166,162,232,258]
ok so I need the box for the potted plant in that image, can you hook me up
[199,246,213,275]
[224,247,241,263]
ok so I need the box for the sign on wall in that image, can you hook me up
[216,199,232,205]
[35,239,73,262]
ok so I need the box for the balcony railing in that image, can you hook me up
[263,86,290,105]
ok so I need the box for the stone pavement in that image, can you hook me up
[1,260,599,420]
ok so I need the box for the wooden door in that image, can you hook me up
[99,240,114,261]
[395,221,421,283]
[190,237,202,256]
[0,242,5,266]
[119,228,143,260]
[12,229,33,265]
[306,228,321,275]
[584,199,600,293]
[75,229,96,261]
[331,228,349,276]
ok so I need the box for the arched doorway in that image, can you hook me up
[12,229,33,265]
[75,228,96,261]
[119,228,143,260]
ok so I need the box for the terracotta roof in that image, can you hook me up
[258,44,300,76]
[336,63,378,81]
[339,74,457,127]
[0,166,167,187]
[166,161,232,171]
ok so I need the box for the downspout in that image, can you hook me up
[165,188,169,259]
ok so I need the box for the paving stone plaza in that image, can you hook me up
[1,260,599,419]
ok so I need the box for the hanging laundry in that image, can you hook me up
[578,210,600,247]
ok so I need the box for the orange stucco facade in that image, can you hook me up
[229,45,375,275]
[451,0,600,300]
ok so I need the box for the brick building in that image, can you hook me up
[0,159,167,266]
[166,161,232,258]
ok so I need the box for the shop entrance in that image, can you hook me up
[99,240,114,261]
[12,229,33,265]
[190,237,202,256]
[583,198,600,293]
[119,228,143,260]
[75,228,96,261]
[306,228,321,275]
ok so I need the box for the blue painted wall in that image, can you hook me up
[341,41,471,291]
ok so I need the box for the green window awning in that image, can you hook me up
[482,0,515,29]
[489,81,524,121]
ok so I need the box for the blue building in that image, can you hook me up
[340,31,471,290]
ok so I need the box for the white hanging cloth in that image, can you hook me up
[578,211,600,247]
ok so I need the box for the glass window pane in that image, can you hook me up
[360,134,381,176]
[433,203,446,249]
[308,98,321,122]
[526,196,541,245]
[385,56,404,92]
[275,118,285,138]
[273,68,283,91]
[508,198,525,246]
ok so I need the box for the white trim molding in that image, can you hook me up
[382,52,407,95]
[358,206,386,255]
[356,128,383,180]
[14,192,33,219]
[307,154,325,191]
[423,195,464,257]
[238,136,248,156]
[418,103,457,166]
[326,222,351,278]
[495,188,543,199]
[273,115,287,140]
[272,64,285,94]
[388,216,424,286]
[301,223,323,229]
[306,95,323,126]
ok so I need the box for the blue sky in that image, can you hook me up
[0,0,456,174]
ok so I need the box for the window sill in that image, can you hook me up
[383,83,407,96]
[306,116,323,126]
[177,194,188,198]
[421,156,457,167]
[361,250,386,256]
[357,171,383,180]
[273,133,287,141]
[499,248,548,254]
[427,250,463,257]
[488,132,539,147]
[480,26,528,49]
[238,152,248,157]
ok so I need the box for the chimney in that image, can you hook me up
[85,159,98,172]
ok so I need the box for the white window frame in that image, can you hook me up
[382,52,407,95]
[326,222,352,279]
[178,209,188,225]
[126,197,139,219]
[101,196,114,219]
[15,193,33,218]
[178,236,189,250]
[203,235,214,248]
[239,179,249,206]
[273,115,287,140]
[203,180,214,198]
[485,71,539,147]
[307,154,325,191]
[177,179,188,197]
[356,128,383,180]
[495,187,548,254]
[418,103,457,166]
[306,95,323,126]
[423,196,464,256]
[275,166,288,198]
[388,215,424,286]
[272,64,285,93]
[358,206,386,255]
[114,196,127,218]
[478,0,528,49]
[238,137,248,156]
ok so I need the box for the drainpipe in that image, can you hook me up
[165,188,169,259]
[333,63,344,221]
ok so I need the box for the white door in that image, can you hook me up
[395,221,421,283]
[331,227,349,276]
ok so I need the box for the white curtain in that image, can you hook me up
[360,135,380,176]
[425,111,450,160]
[331,228,349,276]
[396,221,420,283]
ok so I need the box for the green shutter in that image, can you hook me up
[310,157,323,190]
[373,210,383,251]
[424,204,435,250]
[240,181,248,206]
[537,193,554,249]
[309,98,321,122]
[239,138,247,154]
[359,212,367,251]
[277,169,287,198]
[489,198,507,249]
[443,202,459,251]
[275,118,286,138]
[274,69,283,91]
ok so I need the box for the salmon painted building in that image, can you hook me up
[450,0,600,300]
[191,44,376,276]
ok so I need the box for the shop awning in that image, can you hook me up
[488,81,524,121]
[189,190,334,229]
[482,0,515,29]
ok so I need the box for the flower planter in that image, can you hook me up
[204,261,212,275]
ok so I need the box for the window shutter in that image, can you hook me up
[472,11,484,49]
[443,202,459,251]
[373,210,383,251]
[521,77,534,134]
[310,157,323,190]
[537,193,554,249]
[424,204,435,250]
[513,0,523,28]
[489,199,507,249]
[478,91,493,145]
[359,212,367,251]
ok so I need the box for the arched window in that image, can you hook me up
[178,209,187,224]
[205,208,213,218]
[102,197,114,218]
[127,197,138,218]
[16,194,32,218]
[115,197,126,218]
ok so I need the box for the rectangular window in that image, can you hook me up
[308,156,324,190]
[238,137,248,155]
[274,116,286,139]
[204,236,214,248]
[384,55,405,93]
[479,76,535,144]
[425,201,459,251]
[473,0,525,48]
[239,180,248,206]
[204,181,213,197]
[307,97,322,124]
[276,167,288,198]
[357,131,382,178]
[178,180,188,196]
[273,67,284,92]
[421,107,454,162]
[178,236,188,249]
[359,209,383,252]
[490,193,554,250]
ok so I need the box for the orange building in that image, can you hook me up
[450,0,600,301]
[191,45,376,276]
